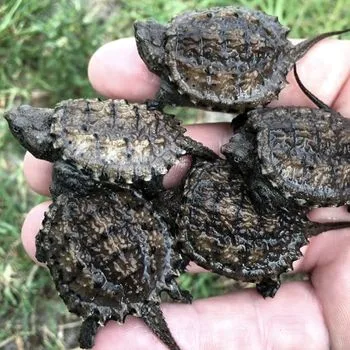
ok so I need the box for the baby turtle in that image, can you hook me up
[222,66,350,211]
[36,187,190,350]
[4,98,216,189]
[135,6,349,111]
[177,160,350,297]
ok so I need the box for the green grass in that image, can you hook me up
[0,0,349,348]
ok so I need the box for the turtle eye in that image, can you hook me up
[11,125,21,134]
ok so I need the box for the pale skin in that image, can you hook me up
[21,38,350,349]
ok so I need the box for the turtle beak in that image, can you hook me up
[4,105,32,140]
[4,105,56,161]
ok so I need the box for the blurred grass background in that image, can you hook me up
[0,0,349,348]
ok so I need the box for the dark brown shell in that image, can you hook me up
[135,7,349,111]
[177,160,310,297]
[223,107,350,207]
[165,7,290,109]
[36,189,190,349]
[51,98,216,185]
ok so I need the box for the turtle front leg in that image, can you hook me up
[246,176,288,215]
[167,279,192,303]
[231,112,249,131]
[141,301,181,350]
[50,161,99,199]
[146,99,164,110]
[256,277,281,298]
[156,79,193,107]
[79,317,100,349]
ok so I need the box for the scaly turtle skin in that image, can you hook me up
[135,6,349,112]
[50,161,101,199]
[177,160,350,297]
[4,99,216,188]
[36,187,190,350]
[222,66,350,211]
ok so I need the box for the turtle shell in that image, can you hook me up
[164,6,291,110]
[36,188,190,349]
[225,107,350,207]
[136,7,349,111]
[177,160,310,297]
[51,98,216,185]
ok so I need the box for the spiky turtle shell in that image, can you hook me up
[164,6,290,110]
[177,160,309,295]
[36,188,190,349]
[224,107,350,208]
[136,6,350,112]
[50,98,216,185]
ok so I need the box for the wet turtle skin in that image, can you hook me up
[135,6,349,112]
[4,99,216,190]
[36,187,190,350]
[177,160,350,297]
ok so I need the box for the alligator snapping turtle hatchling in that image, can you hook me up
[4,98,216,190]
[36,184,191,350]
[177,160,350,297]
[222,66,350,212]
[135,6,350,112]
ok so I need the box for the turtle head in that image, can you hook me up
[134,20,166,74]
[221,132,256,171]
[4,105,56,160]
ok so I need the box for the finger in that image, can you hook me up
[21,201,51,264]
[270,39,350,116]
[297,228,350,348]
[88,38,160,102]
[23,152,52,196]
[23,123,233,194]
[308,206,350,223]
[163,122,232,188]
[333,68,350,118]
[93,282,327,350]
[88,38,350,115]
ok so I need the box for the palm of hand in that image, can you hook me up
[21,38,350,349]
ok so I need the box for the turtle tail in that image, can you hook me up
[292,28,350,62]
[293,64,333,111]
[307,221,350,237]
[141,302,181,350]
[78,317,100,349]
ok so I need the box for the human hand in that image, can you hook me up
[22,38,350,349]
